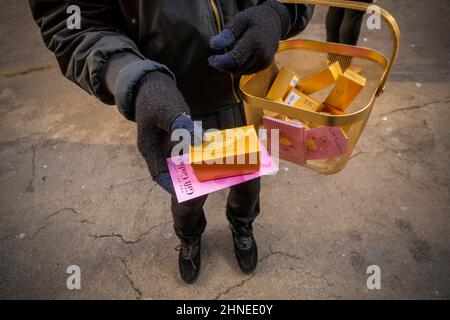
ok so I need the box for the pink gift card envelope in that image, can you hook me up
[305,126,349,160]
[167,144,278,203]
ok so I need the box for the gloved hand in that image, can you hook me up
[135,71,205,197]
[208,0,292,75]
[170,114,205,147]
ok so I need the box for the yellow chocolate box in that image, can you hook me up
[298,61,342,95]
[324,69,367,111]
[265,67,301,102]
[189,125,261,181]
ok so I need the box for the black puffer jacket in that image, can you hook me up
[29,0,314,120]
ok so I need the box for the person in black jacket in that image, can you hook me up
[29,0,314,284]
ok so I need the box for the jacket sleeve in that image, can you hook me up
[283,3,315,38]
[28,0,173,120]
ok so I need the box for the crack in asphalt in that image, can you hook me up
[350,150,368,160]
[119,257,143,300]
[259,249,303,263]
[1,65,52,78]
[28,207,80,240]
[371,97,450,127]
[45,207,79,220]
[139,182,158,210]
[76,219,94,225]
[214,273,256,300]
[88,221,164,245]
[266,251,302,261]
[379,97,450,118]
[0,130,59,154]
[0,135,39,148]
[213,248,304,299]
[26,145,37,193]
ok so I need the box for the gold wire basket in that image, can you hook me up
[240,0,400,174]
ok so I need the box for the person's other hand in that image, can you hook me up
[208,0,291,75]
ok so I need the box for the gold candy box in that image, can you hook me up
[189,125,260,181]
[265,62,367,116]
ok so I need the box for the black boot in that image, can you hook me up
[176,237,201,284]
[230,223,258,274]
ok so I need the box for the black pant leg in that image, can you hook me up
[171,195,208,241]
[226,177,261,226]
[341,0,374,45]
[326,0,373,46]
[339,9,366,45]
[326,7,345,43]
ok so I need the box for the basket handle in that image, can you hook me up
[280,0,400,95]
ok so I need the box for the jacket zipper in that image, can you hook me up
[209,0,241,104]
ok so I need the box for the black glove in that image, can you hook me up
[208,0,291,75]
[170,114,205,147]
[135,71,204,197]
